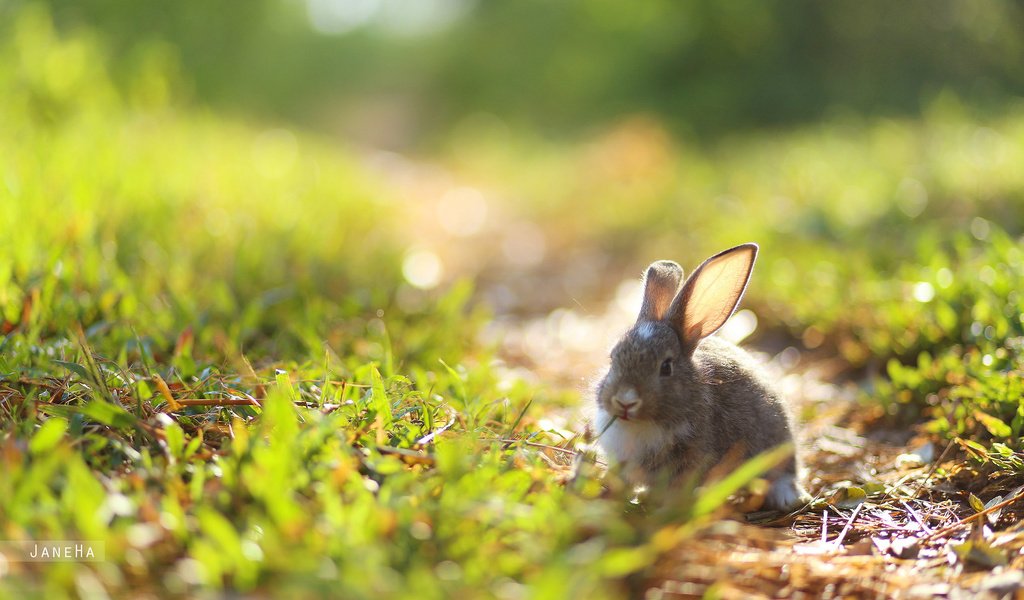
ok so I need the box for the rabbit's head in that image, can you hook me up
[596,244,758,426]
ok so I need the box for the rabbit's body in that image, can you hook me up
[594,245,808,511]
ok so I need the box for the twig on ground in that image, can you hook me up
[909,438,956,499]
[901,500,934,534]
[375,446,435,465]
[832,503,864,549]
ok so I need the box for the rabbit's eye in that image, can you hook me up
[659,358,673,377]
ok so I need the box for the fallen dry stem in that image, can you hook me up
[152,373,180,411]
[923,486,1024,542]
[168,398,262,408]
[490,438,581,457]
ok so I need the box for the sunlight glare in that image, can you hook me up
[614,279,643,316]
[402,249,443,289]
[913,282,935,303]
[719,309,757,343]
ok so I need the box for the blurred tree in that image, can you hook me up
[429,0,1024,137]
[8,0,1024,145]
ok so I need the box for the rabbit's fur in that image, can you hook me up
[595,244,808,511]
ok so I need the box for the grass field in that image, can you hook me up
[3,9,1024,598]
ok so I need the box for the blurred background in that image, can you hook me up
[18,0,1024,147]
[3,0,1024,382]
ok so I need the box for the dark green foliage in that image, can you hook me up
[11,0,1024,143]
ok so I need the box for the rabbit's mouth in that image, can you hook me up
[617,405,639,421]
[610,387,642,421]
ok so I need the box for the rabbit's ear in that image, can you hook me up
[668,243,758,349]
[637,260,684,322]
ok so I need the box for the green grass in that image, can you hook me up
[3,6,1024,598]
[877,234,1024,457]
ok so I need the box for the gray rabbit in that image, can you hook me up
[595,243,808,511]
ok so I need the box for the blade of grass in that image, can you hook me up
[692,443,794,518]
[501,397,533,449]
[75,324,113,403]
[370,366,392,427]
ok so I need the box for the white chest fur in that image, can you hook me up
[594,409,692,473]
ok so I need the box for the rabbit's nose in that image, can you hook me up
[613,398,638,420]
[612,388,640,418]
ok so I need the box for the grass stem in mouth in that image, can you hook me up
[594,415,618,441]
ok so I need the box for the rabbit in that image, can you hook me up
[594,243,809,511]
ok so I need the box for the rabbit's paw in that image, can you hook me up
[765,474,809,511]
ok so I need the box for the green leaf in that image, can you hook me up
[165,420,185,459]
[505,397,533,438]
[197,506,243,560]
[370,366,392,426]
[968,492,985,513]
[952,540,1008,568]
[29,417,68,455]
[261,388,298,443]
[35,403,78,420]
[829,486,867,509]
[365,454,404,475]
[974,411,1011,439]
[275,370,297,401]
[438,359,467,410]
[1012,403,1024,437]
[52,360,90,381]
[598,546,655,578]
[958,438,989,461]
[861,482,887,495]
[184,435,203,459]
[78,400,137,430]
